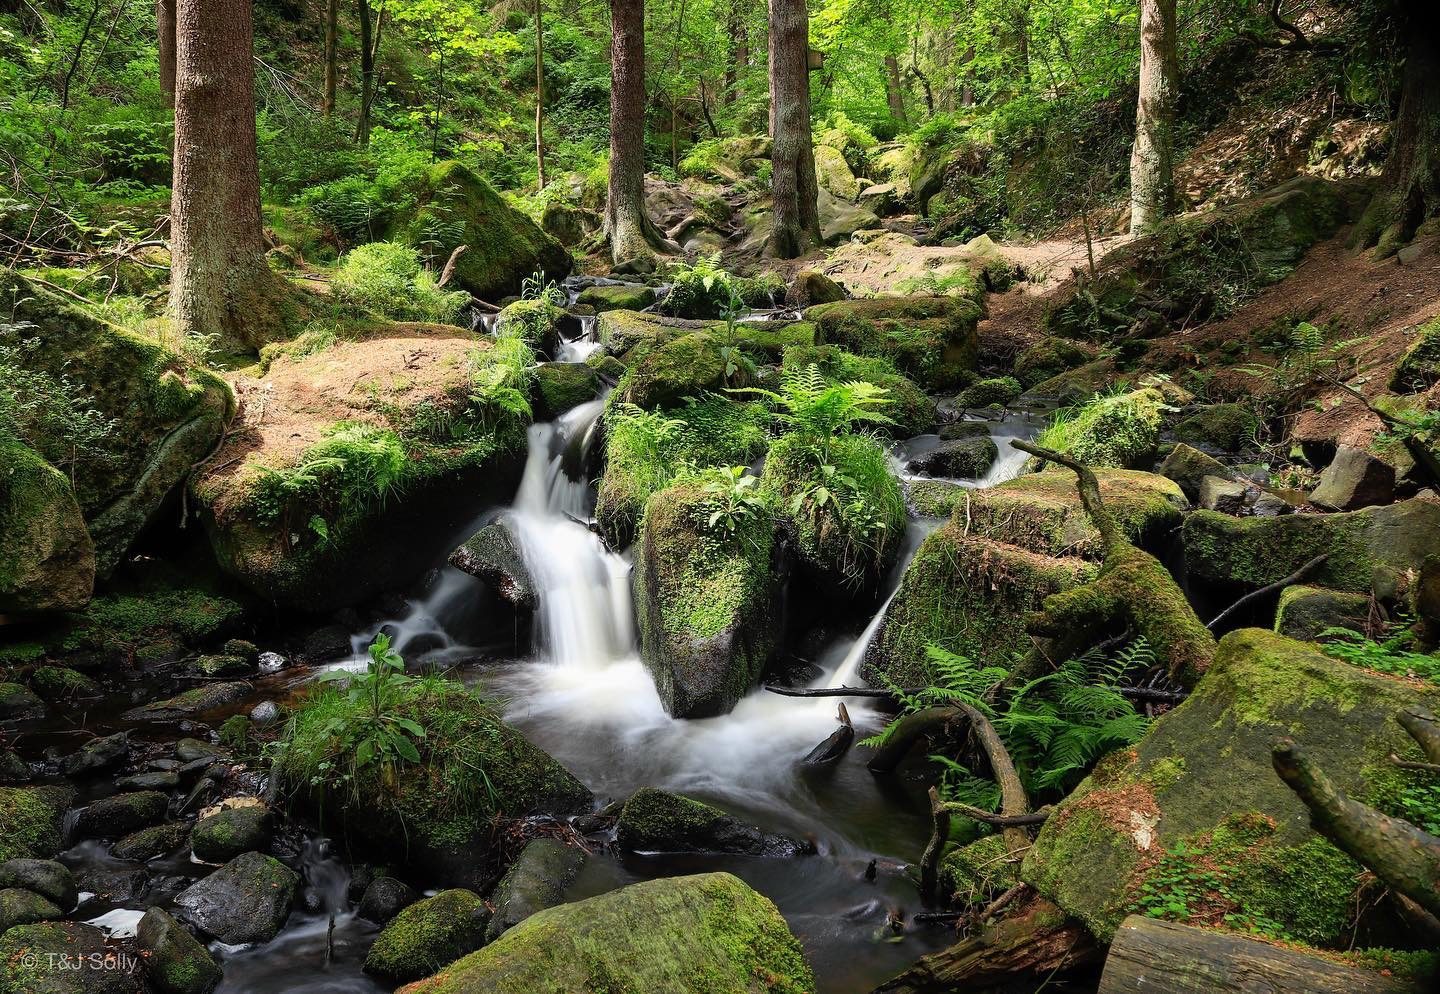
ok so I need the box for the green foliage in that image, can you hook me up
[731,363,895,452]
[1317,628,1440,683]
[332,242,469,324]
[696,465,768,537]
[310,635,428,782]
[467,336,535,434]
[660,254,739,320]
[250,422,408,529]
[1036,387,1170,469]
[0,335,118,480]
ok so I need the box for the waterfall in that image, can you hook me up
[823,589,899,691]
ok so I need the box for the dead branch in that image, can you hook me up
[1206,553,1329,630]
[437,244,468,287]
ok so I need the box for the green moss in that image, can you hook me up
[364,889,489,980]
[56,585,244,656]
[615,332,727,410]
[939,834,1020,909]
[955,376,1022,408]
[781,345,935,436]
[1340,948,1440,982]
[907,479,966,517]
[0,437,92,613]
[0,786,75,863]
[1172,403,1258,453]
[497,297,565,347]
[533,362,600,419]
[1014,337,1092,388]
[1392,317,1440,393]
[28,666,100,701]
[576,284,656,312]
[1036,388,1168,469]
[617,787,732,849]
[805,296,982,389]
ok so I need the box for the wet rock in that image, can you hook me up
[74,865,147,905]
[1198,475,1249,514]
[222,639,259,663]
[257,651,286,674]
[115,771,180,792]
[0,750,30,784]
[59,732,129,778]
[1023,628,1440,945]
[1309,445,1395,511]
[485,838,586,942]
[302,625,351,662]
[804,296,981,390]
[248,701,281,726]
[29,666,101,703]
[0,682,44,720]
[136,907,221,994]
[173,851,299,945]
[906,436,998,479]
[954,377,1021,409]
[616,787,811,857]
[448,521,537,610]
[1158,443,1229,502]
[111,823,191,862]
[533,362,601,420]
[615,332,727,410]
[191,802,272,864]
[174,739,227,764]
[357,876,417,925]
[1274,585,1375,641]
[395,872,814,994]
[121,683,250,722]
[75,791,169,839]
[1172,403,1258,453]
[185,654,251,679]
[0,921,140,994]
[785,270,846,307]
[363,888,490,981]
[0,886,62,931]
[0,859,75,910]
[937,421,992,442]
[576,284,655,312]
[0,785,73,863]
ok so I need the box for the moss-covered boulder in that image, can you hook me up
[1274,585,1376,641]
[1013,337,1093,389]
[814,144,861,202]
[173,851,299,945]
[595,309,718,360]
[781,345,935,437]
[1183,496,1440,599]
[805,296,981,389]
[0,272,231,578]
[193,326,527,612]
[364,888,489,982]
[865,526,1095,687]
[0,441,94,614]
[112,823,191,862]
[955,377,1022,409]
[447,520,536,610]
[0,860,75,911]
[616,787,810,856]
[576,284,656,312]
[120,682,251,722]
[485,838,586,942]
[387,161,572,301]
[787,270,846,307]
[136,907,221,994]
[74,791,168,839]
[28,667,100,703]
[396,872,813,994]
[495,298,565,351]
[0,922,139,994]
[1022,629,1440,945]
[277,679,591,876]
[614,332,726,410]
[939,834,1021,910]
[0,888,60,932]
[906,436,997,479]
[634,477,780,718]
[1391,317,1440,393]
[1039,388,1169,470]
[0,684,43,721]
[191,802,272,864]
[1158,443,1229,502]
[1172,403,1258,453]
[532,362,600,420]
[0,787,74,864]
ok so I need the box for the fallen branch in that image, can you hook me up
[436,244,468,287]
[1206,553,1329,630]
[939,802,1052,827]
[868,707,964,774]
[765,684,895,699]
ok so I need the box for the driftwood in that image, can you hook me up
[1206,553,1329,631]
[803,703,854,765]
[436,244,468,287]
[1098,915,1428,994]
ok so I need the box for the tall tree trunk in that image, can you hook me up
[724,0,741,105]
[534,0,546,189]
[607,0,657,263]
[157,0,175,106]
[1129,0,1178,233]
[169,0,282,352]
[884,54,908,124]
[322,0,338,116]
[356,0,375,145]
[959,44,976,107]
[766,0,820,258]
[1352,5,1440,256]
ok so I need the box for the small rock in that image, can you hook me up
[257,651,287,674]
[0,858,76,909]
[121,683,251,722]
[1250,491,1295,517]
[1310,445,1396,511]
[785,270,846,307]
[222,639,260,664]
[1275,585,1376,642]
[0,749,31,783]
[173,851,299,945]
[615,787,812,857]
[74,865,148,905]
[75,790,169,839]
[249,701,282,726]
[112,823,191,862]
[28,666,102,702]
[358,876,418,925]
[1198,475,1249,515]
[1158,443,1228,503]
[907,436,998,479]
[302,624,352,661]
[136,906,222,994]
[192,802,273,863]
[58,731,129,777]
[448,521,537,610]
[0,682,44,720]
[116,771,180,792]
[363,888,490,981]
[186,654,251,678]
[175,738,228,764]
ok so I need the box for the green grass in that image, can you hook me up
[331,242,469,324]
[1036,386,1169,469]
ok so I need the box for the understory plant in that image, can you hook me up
[0,335,118,482]
[1035,385,1170,469]
[332,241,469,324]
[310,634,426,787]
[1318,627,1440,683]
[249,421,408,541]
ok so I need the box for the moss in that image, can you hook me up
[0,435,94,615]
[0,786,75,863]
[0,922,117,994]
[615,332,727,410]
[1014,337,1092,388]
[616,788,731,849]
[805,296,982,389]
[907,479,967,517]
[54,585,245,656]
[28,666,100,702]
[781,345,935,436]
[576,284,656,312]
[939,834,1021,909]
[497,297,565,347]
[533,362,600,419]
[955,376,1022,409]
[1036,388,1168,469]
[1274,585,1375,641]
[397,873,813,994]
[364,888,489,981]
[732,321,819,359]
[1392,317,1440,393]
[1172,403,1258,453]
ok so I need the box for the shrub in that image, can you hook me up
[0,337,118,481]
[249,421,408,535]
[331,242,469,324]
[659,254,737,319]
[1036,387,1170,469]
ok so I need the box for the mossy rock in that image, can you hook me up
[191,804,272,864]
[1024,358,1120,404]
[614,332,727,410]
[1172,403,1258,453]
[595,309,718,360]
[733,321,820,359]
[74,790,168,839]
[172,850,299,946]
[906,479,968,517]
[616,787,809,857]
[0,921,138,994]
[955,376,1022,409]
[363,888,489,982]
[865,527,1095,688]
[112,822,191,862]
[0,860,75,911]
[1274,585,1376,641]
[906,436,997,479]
[0,888,60,933]
[0,271,231,578]
[1391,317,1440,393]
[485,838,586,942]
[28,666,100,703]
[1183,496,1440,599]
[532,362,600,420]
[496,298,565,350]
[781,345,935,437]
[185,654,250,679]
[120,682,251,722]
[43,583,245,666]
[0,440,94,615]
[576,284,656,312]
[964,469,1188,560]
[0,684,43,721]
[1022,628,1440,944]
[1157,443,1229,502]
[1013,337,1093,389]
[634,478,780,718]
[939,834,1021,910]
[1041,388,1169,470]
[396,872,814,994]
[387,161,572,302]
[814,144,861,202]
[136,907,221,994]
[805,296,982,389]
[0,786,74,864]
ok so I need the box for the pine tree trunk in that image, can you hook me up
[724,0,741,104]
[766,0,820,258]
[322,0,338,116]
[1130,0,1178,233]
[356,0,375,145]
[535,0,546,189]
[607,0,654,264]
[169,0,282,353]
[1351,7,1440,257]
[157,0,175,106]
[885,54,908,124]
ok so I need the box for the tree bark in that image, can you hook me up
[322,0,338,116]
[157,0,175,106]
[169,0,283,352]
[1130,0,1178,233]
[356,0,375,145]
[1351,5,1440,256]
[606,0,659,264]
[534,0,546,189]
[885,54,908,124]
[766,0,820,258]
[724,0,742,104]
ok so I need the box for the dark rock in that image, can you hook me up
[0,921,140,993]
[1158,443,1229,502]
[75,791,169,839]
[1198,475,1249,514]
[121,683,250,722]
[954,377,1021,409]
[1251,491,1295,517]
[448,521,536,610]
[116,771,180,792]
[136,907,221,994]
[221,639,259,664]
[616,787,811,857]
[0,682,44,720]
[111,823,191,862]
[1274,585,1376,641]
[74,865,148,905]
[185,654,251,679]
[0,886,61,931]
[362,888,489,981]
[803,723,855,765]
[937,421,992,442]
[357,876,418,925]
[172,851,299,945]
[0,858,76,910]
[485,838,586,942]
[175,739,227,764]
[58,732,129,778]
[191,802,272,864]
[906,436,998,479]
[28,666,102,703]
[1309,445,1396,511]
[302,624,352,661]
[1172,403,1258,453]
[0,750,31,783]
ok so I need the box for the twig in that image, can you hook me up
[1390,754,1440,774]
[1206,553,1328,630]
[940,802,1053,827]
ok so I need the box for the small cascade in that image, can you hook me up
[824,589,899,691]
[555,315,601,363]
[299,838,351,917]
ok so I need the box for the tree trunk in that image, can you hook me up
[885,54,908,124]
[1130,0,1178,233]
[724,0,741,104]
[534,0,546,189]
[766,0,820,258]
[606,0,657,264]
[322,0,338,116]
[157,0,175,106]
[1351,6,1440,256]
[356,0,375,145]
[959,44,975,107]
[169,0,283,353]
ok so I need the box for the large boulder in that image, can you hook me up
[0,440,94,614]
[0,859,75,911]
[0,888,60,932]
[0,922,140,994]
[135,907,221,994]
[73,791,168,839]
[485,838,586,942]
[0,271,231,578]
[576,284,656,312]
[616,787,810,857]
[1022,629,1440,945]
[614,332,726,410]
[395,873,813,994]
[0,786,74,864]
[531,362,600,420]
[805,296,981,389]
[1274,585,1375,641]
[363,888,489,982]
[634,478,780,718]
[448,520,536,610]
[172,851,299,945]
[1309,445,1395,511]
[813,145,861,202]
[387,161,572,301]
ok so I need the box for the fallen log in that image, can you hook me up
[867,707,963,774]
[803,703,855,765]
[1098,915,1429,994]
